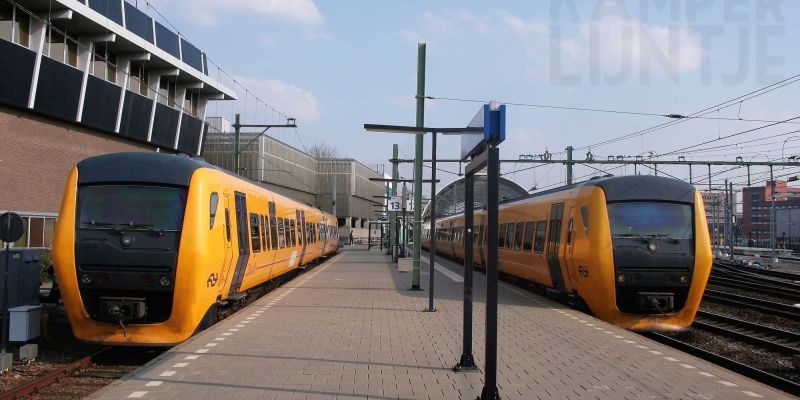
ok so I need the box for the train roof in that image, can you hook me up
[75,152,334,216]
[503,174,696,206]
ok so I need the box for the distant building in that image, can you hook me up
[700,191,732,246]
[0,0,233,248]
[202,122,385,234]
[741,181,800,247]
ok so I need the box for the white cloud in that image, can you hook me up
[548,14,705,79]
[233,76,321,122]
[180,0,323,26]
[497,11,548,36]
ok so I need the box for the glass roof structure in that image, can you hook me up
[421,174,528,221]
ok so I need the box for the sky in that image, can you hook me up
[145,0,800,196]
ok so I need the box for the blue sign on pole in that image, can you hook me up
[460,102,506,161]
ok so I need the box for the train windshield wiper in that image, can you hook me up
[617,233,649,242]
[82,220,125,232]
[647,234,679,243]
[127,222,165,236]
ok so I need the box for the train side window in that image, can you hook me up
[567,218,574,245]
[268,202,278,250]
[277,218,285,248]
[249,213,261,252]
[580,205,589,233]
[291,220,298,246]
[514,222,524,250]
[523,222,534,251]
[209,192,219,229]
[505,224,514,249]
[284,218,291,247]
[224,209,231,242]
[499,223,507,247]
[534,221,546,253]
[261,215,269,250]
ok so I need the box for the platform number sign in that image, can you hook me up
[388,196,402,212]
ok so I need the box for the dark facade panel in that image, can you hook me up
[180,38,202,72]
[177,114,202,154]
[89,0,123,25]
[154,21,180,59]
[0,40,35,108]
[34,57,82,121]
[123,2,154,43]
[119,91,153,142]
[81,75,122,132]
[151,103,179,148]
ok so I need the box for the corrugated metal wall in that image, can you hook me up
[203,131,385,223]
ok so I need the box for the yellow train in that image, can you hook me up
[423,175,712,331]
[53,152,338,345]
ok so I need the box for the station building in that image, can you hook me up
[0,0,234,248]
[202,121,386,238]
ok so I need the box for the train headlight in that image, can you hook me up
[80,274,92,285]
[159,276,171,287]
[616,274,626,283]
[647,242,657,252]
[679,274,689,284]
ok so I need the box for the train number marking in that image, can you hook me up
[207,273,218,287]
[577,265,589,278]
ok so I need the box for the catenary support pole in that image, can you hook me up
[426,132,437,312]
[729,181,735,259]
[480,145,501,400]
[411,43,426,290]
[565,146,573,185]
[234,113,241,174]
[455,171,478,371]
[771,166,777,260]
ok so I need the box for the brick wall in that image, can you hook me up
[0,104,153,214]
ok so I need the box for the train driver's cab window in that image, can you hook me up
[533,221,546,253]
[514,222,524,250]
[505,224,514,250]
[277,218,285,248]
[498,223,507,247]
[209,192,218,229]
[523,222,534,251]
[580,205,589,233]
[249,214,261,252]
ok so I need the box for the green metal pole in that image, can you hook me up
[234,113,241,174]
[411,43,426,290]
[566,145,573,185]
[391,144,399,259]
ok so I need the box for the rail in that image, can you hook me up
[693,310,800,355]
[0,347,111,400]
[702,289,800,320]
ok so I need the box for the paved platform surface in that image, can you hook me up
[92,246,792,399]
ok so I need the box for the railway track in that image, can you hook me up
[645,332,800,396]
[0,347,163,400]
[693,310,800,355]
[702,289,800,319]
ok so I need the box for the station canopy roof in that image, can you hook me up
[422,174,528,222]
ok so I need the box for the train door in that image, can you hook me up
[218,194,234,294]
[546,203,566,291]
[298,211,307,265]
[227,192,251,297]
[564,206,578,286]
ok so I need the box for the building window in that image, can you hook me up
[158,76,176,107]
[128,62,149,96]
[0,3,29,47]
[44,25,77,67]
[184,90,199,116]
[91,43,117,83]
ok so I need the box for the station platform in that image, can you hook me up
[92,246,791,400]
